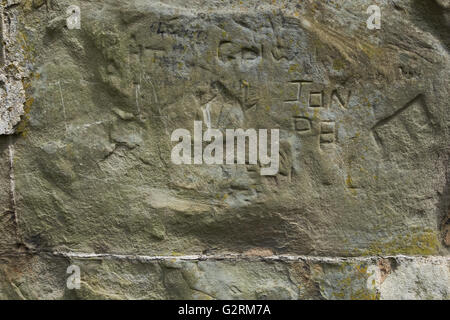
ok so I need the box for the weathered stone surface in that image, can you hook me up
[0,253,448,300]
[0,4,29,135]
[0,0,449,299]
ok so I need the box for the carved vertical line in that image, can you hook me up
[8,135,17,229]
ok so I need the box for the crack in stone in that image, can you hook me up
[8,135,17,229]
[51,251,450,264]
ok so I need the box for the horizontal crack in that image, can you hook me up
[51,251,450,264]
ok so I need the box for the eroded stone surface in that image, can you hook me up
[0,4,29,135]
[0,0,449,299]
[0,253,448,300]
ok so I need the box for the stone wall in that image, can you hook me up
[0,0,448,300]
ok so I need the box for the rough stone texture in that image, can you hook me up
[0,2,29,135]
[0,253,448,300]
[0,0,449,299]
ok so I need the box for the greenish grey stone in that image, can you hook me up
[0,0,449,299]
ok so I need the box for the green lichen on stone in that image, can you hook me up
[0,0,449,300]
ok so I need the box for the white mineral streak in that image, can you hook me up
[52,251,450,264]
